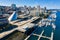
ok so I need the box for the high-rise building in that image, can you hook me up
[44,7,47,13]
[36,5,40,16]
[28,6,31,10]
[11,4,16,10]
[37,5,40,10]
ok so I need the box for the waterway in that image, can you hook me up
[53,11,60,40]
[26,11,60,40]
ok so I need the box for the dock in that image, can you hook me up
[25,28,54,40]
[25,31,54,40]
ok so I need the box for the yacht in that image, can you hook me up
[50,13,57,19]
[52,23,56,30]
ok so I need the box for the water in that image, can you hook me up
[53,11,60,40]
[27,35,39,40]
[40,37,49,40]
[27,11,60,40]
[42,25,53,37]
[33,27,43,35]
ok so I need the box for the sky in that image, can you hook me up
[0,0,60,9]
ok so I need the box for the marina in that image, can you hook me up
[0,11,60,40]
[0,0,60,40]
[25,11,60,40]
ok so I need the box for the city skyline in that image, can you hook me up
[0,0,60,9]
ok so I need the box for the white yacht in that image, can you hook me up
[52,23,56,30]
[46,22,50,27]
[50,13,57,19]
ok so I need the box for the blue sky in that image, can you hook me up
[0,0,60,9]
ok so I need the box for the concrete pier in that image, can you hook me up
[0,28,17,39]
[0,17,39,39]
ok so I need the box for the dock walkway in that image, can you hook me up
[25,27,54,40]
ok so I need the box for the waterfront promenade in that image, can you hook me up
[0,17,39,39]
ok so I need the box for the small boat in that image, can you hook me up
[46,22,50,27]
[50,13,57,19]
[52,23,56,30]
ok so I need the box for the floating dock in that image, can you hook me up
[25,27,54,40]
